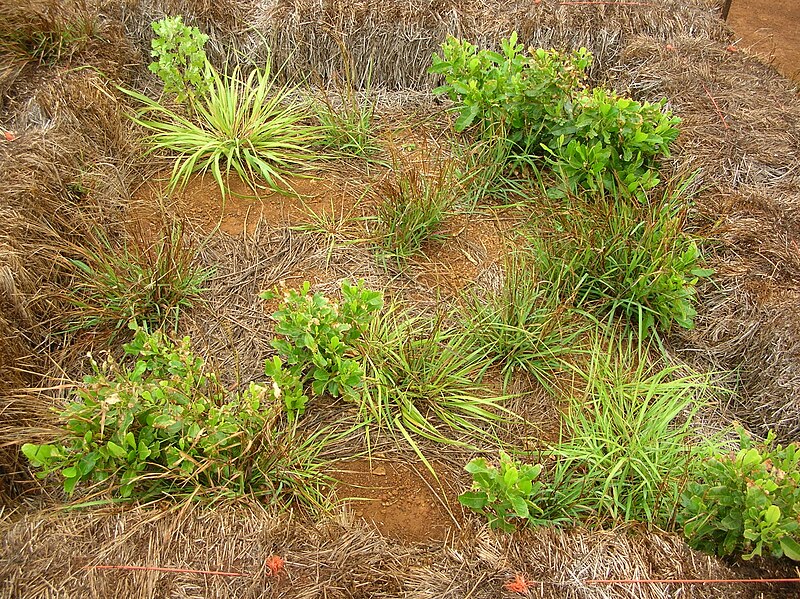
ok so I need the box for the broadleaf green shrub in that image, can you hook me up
[430,32,588,144]
[260,280,383,421]
[148,15,211,103]
[679,428,800,561]
[22,327,329,506]
[430,34,680,194]
[545,88,680,195]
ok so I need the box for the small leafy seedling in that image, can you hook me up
[148,15,211,103]
[260,280,383,421]
[459,451,546,531]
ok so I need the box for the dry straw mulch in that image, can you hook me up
[1,1,800,597]
[0,502,753,599]
[610,36,800,440]
[120,0,725,89]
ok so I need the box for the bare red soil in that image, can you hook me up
[728,0,800,83]
[333,458,462,543]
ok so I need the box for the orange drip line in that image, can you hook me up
[587,578,800,585]
[701,82,730,129]
[558,2,660,6]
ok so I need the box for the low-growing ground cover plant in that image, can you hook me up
[22,327,330,508]
[430,33,680,195]
[61,221,209,337]
[148,15,211,104]
[260,280,383,422]
[459,450,576,531]
[679,428,800,561]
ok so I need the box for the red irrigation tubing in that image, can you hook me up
[587,578,800,585]
[701,82,730,130]
[88,565,248,578]
[558,2,660,6]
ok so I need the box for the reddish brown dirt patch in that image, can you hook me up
[728,0,800,83]
[132,170,371,236]
[333,459,461,543]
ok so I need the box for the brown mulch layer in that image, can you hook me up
[0,503,759,599]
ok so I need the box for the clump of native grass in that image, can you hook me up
[353,304,510,465]
[551,331,716,527]
[369,150,458,267]
[58,220,210,338]
[460,249,585,391]
[529,174,712,337]
[312,47,380,159]
[0,0,102,66]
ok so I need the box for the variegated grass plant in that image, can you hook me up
[122,63,321,198]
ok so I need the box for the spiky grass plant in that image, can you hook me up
[552,332,714,526]
[460,250,584,391]
[294,196,367,266]
[371,154,456,266]
[61,221,210,336]
[451,127,529,207]
[315,91,379,158]
[310,39,380,158]
[122,63,321,198]
[354,305,508,463]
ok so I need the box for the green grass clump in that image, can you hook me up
[530,177,712,336]
[313,60,379,159]
[0,9,100,66]
[122,63,321,198]
[552,333,711,526]
[371,156,455,266]
[458,333,714,531]
[23,327,332,510]
[460,250,582,391]
[355,306,507,462]
[62,222,209,337]
[315,90,378,158]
